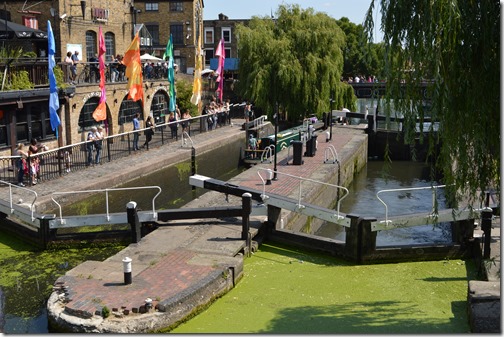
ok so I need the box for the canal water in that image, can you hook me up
[315,160,452,246]
[0,151,454,333]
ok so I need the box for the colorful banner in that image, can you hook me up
[47,20,60,138]
[122,33,144,102]
[163,34,176,112]
[92,26,107,122]
[190,34,202,106]
[215,38,225,102]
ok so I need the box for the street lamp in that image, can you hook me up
[273,102,279,180]
[329,97,335,141]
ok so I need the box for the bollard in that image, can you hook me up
[325,131,330,142]
[241,193,252,240]
[481,207,493,259]
[122,257,132,284]
[266,169,273,185]
[127,201,141,243]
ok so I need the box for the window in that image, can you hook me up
[225,48,231,58]
[204,27,214,44]
[78,97,106,132]
[145,24,159,46]
[170,24,183,45]
[104,32,115,60]
[118,99,142,126]
[85,31,97,61]
[0,110,7,147]
[170,2,183,12]
[145,3,159,11]
[151,92,169,124]
[221,27,231,43]
[15,104,55,144]
[204,49,214,65]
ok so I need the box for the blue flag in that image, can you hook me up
[48,20,60,138]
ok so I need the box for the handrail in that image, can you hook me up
[253,115,267,129]
[0,179,38,221]
[261,145,274,163]
[51,186,162,223]
[324,144,339,164]
[257,168,349,220]
[376,184,447,225]
[181,131,194,148]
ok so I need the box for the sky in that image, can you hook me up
[203,0,383,40]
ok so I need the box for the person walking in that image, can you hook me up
[132,113,141,151]
[168,112,178,139]
[142,116,155,149]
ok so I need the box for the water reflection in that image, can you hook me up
[316,161,452,246]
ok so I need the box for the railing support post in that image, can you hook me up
[345,214,377,264]
[481,207,493,259]
[127,201,141,243]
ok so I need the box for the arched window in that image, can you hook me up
[118,98,142,126]
[105,32,115,60]
[78,97,107,132]
[151,91,169,124]
[85,31,97,61]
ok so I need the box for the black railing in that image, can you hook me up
[0,112,233,186]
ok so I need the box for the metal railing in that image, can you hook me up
[0,113,232,186]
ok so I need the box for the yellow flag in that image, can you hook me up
[190,35,202,105]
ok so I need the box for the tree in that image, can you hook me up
[237,4,356,122]
[336,17,384,80]
[364,0,500,204]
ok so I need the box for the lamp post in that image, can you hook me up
[273,102,278,180]
[329,97,334,141]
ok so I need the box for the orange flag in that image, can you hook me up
[122,33,144,102]
[92,26,107,121]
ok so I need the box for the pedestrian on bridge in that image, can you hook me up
[14,143,28,187]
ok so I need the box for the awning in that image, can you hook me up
[0,20,47,40]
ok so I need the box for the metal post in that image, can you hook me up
[481,207,493,259]
[191,147,196,190]
[241,192,252,241]
[273,102,278,180]
[329,97,334,141]
[127,201,141,243]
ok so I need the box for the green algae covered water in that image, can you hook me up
[171,243,477,334]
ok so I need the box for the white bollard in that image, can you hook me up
[122,257,132,285]
[266,168,273,185]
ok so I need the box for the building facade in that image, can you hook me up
[0,0,204,156]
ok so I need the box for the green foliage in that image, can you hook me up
[53,66,67,89]
[364,0,500,203]
[237,4,354,122]
[8,70,34,90]
[176,78,199,115]
[101,305,110,318]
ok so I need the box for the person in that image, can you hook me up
[181,109,191,134]
[13,143,28,187]
[144,62,153,79]
[249,133,258,159]
[168,112,178,138]
[86,126,97,165]
[244,101,252,123]
[142,116,155,148]
[64,51,74,83]
[71,51,79,83]
[28,138,40,185]
[116,55,125,81]
[94,126,104,164]
[132,113,140,151]
[89,53,99,82]
[110,55,120,82]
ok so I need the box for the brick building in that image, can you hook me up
[0,0,204,155]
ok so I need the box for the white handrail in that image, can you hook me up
[261,145,274,163]
[376,184,447,224]
[324,144,339,164]
[257,168,349,219]
[51,186,162,223]
[0,180,38,221]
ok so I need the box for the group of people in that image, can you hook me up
[167,106,191,139]
[66,50,127,84]
[13,139,49,187]
[86,126,105,166]
[64,50,80,84]
[131,113,158,150]
[203,99,230,130]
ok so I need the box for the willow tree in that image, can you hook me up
[364,0,500,204]
[237,4,355,122]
